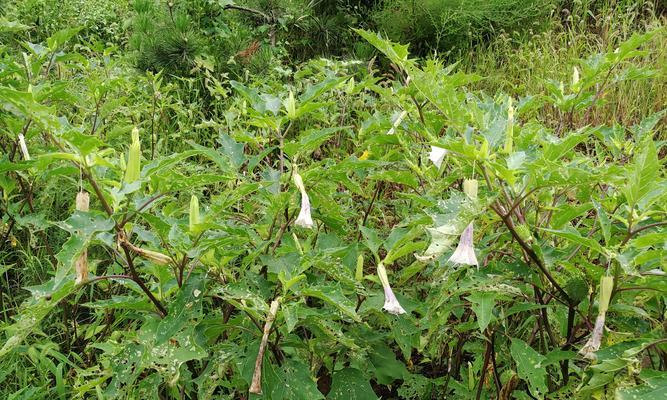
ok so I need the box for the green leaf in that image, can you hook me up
[270,360,324,400]
[360,226,382,258]
[467,292,496,332]
[369,343,408,385]
[61,130,104,156]
[510,338,548,397]
[218,133,245,169]
[542,350,577,367]
[541,227,607,256]
[624,139,660,208]
[155,274,205,344]
[0,248,78,357]
[46,27,81,50]
[615,370,667,400]
[551,203,592,230]
[300,285,360,322]
[0,17,30,32]
[56,211,115,238]
[327,368,378,400]
[369,170,418,188]
[592,200,611,245]
[354,29,410,69]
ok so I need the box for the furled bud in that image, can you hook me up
[504,97,514,154]
[75,191,90,285]
[598,275,613,314]
[448,222,478,267]
[377,263,406,315]
[579,276,614,359]
[18,133,30,161]
[124,127,141,183]
[119,234,173,266]
[428,146,447,169]
[293,172,314,229]
[355,254,364,282]
[463,179,478,200]
[572,66,580,86]
[387,110,407,135]
[189,195,200,233]
[285,90,296,120]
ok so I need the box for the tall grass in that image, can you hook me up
[459,0,666,130]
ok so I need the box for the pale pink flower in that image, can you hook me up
[377,263,406,315]
[448,222,478,266]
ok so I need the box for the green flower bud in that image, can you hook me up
[124,127,141,183]
[189,195,200,233]
[515,224,532,244]
[463,179,478,200]
[598,275,614,314]
[504,96,514,154]
[355,254,364,282]
[285,90,296,119]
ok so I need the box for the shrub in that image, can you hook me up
[4,0,128,43]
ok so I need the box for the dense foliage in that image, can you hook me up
[1,1,666,399]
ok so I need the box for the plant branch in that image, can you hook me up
[119,242,167,317]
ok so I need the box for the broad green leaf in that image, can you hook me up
[369,343,408,385]
[467,292,496,332]
[300,285,361,322]
[551,202,592,230]
[354,29,411,68]
[327,368,378,400]
[623,139,660,208]
[155,274,205,344]
[615,370,667,400]
[541,227,607,256]
[592,200,611,245]
[270,360,325,400]
[510,338,548,397]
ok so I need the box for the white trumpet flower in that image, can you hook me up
[448,222,478,266]
[428,146,447,168]
[377,263,406,315]
[293,172,314,229]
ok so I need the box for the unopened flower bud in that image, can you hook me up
[124,128,141,183]
[75,191,90,284]
[463,179,478,200]
[189,195,200,232]
[285,90,296,119]
[18,134,30,161]
[504,97,514,154]
[579,276,614,359]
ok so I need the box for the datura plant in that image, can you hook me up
[0,23,665,400]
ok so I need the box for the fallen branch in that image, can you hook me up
[249,298,281,394]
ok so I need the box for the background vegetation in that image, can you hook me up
[1,0,665,399]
